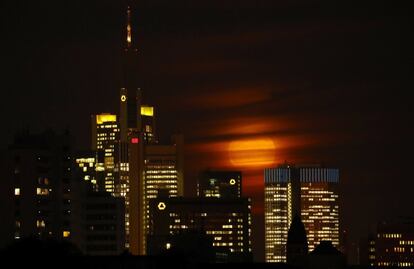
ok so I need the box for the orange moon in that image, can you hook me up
[228,137,276,167]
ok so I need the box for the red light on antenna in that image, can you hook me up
[131,138,139,144]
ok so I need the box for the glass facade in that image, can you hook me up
[264,166,340,263]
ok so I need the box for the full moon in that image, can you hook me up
[228,137,276,167]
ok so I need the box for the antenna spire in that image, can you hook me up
[126,5,132,48]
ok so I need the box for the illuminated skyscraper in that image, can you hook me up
[104,2,183,254]
[198,171,242,199]
[91,113,120,194]
[129,134,185,255]
[300,167,339,252]
[264,165,339,263]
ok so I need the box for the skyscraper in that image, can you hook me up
[91,113,120,194]
[119,3,141,138]
[90,2,185,254]
[264,165,340,263]
[129,135,185,255]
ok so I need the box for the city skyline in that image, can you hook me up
[1,0,413,264]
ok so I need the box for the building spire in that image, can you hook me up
[126,5,132,48]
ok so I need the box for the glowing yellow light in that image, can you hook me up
[158,202,166,210]
[166,243,171,249]
[126,6,132,46]
[228,137,276,167]
[127,25,132,44]
[121,95,127,102]
[96,114,117,124]
[63,231,70,238]
[36,188,49,196]
[229,179,236,185]
[141,106,154,116]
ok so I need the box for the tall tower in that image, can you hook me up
[118,2,142,251]
[118,2,183,255]
[264,165,339,263]
[120,2,141,136]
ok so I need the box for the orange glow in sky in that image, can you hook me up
[228,137,276,168]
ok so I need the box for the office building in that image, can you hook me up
[91,113,120,194]
[198,170,242,199]
[3,130,75,244]
[77,187,125,255]
[129,134,184,255]
[264,165,340,262]
[147,197,252,262]
[367,218,414,267]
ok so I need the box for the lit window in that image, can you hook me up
[37,220,46,228]
[14,188,20,196]
[36,188,49,196]
[63,231,70,238]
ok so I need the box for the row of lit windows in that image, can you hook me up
[146,176,177,180]
[146,180,177,184]
[206,230,233,235]
[400,240,414,245]
[378,262,413,267]
[380,233,402,238]
[76,158,95,163]
[145,165,175,169]
[97,124,118,128]
[145,170,176,174]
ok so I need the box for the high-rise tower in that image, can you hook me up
[117,2,183,255]
[120,3,141,139]
[264,165,339,263]
[118,2,142,250]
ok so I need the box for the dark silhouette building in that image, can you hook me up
[73,182,126,256]
[287,214,308,268]
[358,234,376,267]
[308,241,346,269]
[156,229,216,263]
[1,130,75,246]
[198,170,242,199]
[366,217,414,267]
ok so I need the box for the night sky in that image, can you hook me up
[1,0,413,262]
